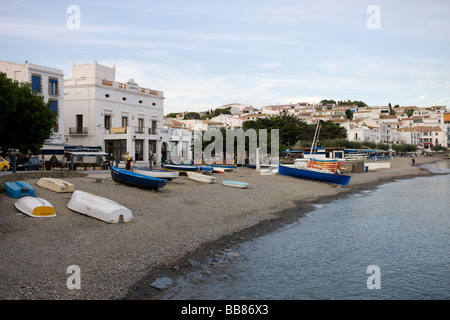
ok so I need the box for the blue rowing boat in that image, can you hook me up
[111,166,167,190]
[4,181,36,198]
[278,164,351,186]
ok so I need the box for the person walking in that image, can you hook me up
[411,158,415,166]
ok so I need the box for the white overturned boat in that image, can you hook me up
[15,196,56,218]
[37,178,75,193]
[132,166,179,180]
[222,180,249,189]
[186,171,216,184]
[67,190,132,223]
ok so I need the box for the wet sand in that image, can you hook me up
[0,157,440,299]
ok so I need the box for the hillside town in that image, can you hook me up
[1,59,449,169]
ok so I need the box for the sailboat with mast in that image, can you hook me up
[278,122,351,186]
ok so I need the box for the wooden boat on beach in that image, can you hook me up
[162,164,202,173]
[222,180,249,189]
[186,171,216,183]
[15,196,56,218]
[278,121,351,186]
[212,167,225,173]
[36,178,75,193]
[278,164,351,186]
[208,164,236,171]
[67,190,132,223]
[111,166,167,190]
[132,166,179,180]
[4,181,36,198]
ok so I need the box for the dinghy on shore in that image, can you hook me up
[132,166,179,180]
[4,181,36,198]
[67,190,132,223]
[111,166,167,190]
[222,180,249,189]
[15,196,56,218]
[212,167,225,174]
[186,171,216,183]
[37,178,75,193]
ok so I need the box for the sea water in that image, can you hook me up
[165,161,450,300]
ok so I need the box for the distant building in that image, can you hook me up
[64,60,167,165]
[0,59,65,163]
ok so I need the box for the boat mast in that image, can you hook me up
[311,122,321,158]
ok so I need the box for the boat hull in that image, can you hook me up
[186,172,216,183]
[15,196,56,218]
[132,166,179,180]
[111,167,166,190]
[4,181,36,198]
[162,164,202,172]
[36,178,75,193]
[278,164,351,186]
[222,180,249,189]
[67,190,132,223]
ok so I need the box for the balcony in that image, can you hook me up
[104,126,159,136]
[69,127,88,135]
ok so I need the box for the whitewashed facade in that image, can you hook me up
[0,59,65,160]
[64,60,168,165]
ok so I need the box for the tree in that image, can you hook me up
[345,109,353,120]
[165,112,179,118]
[320,99,336,105]
[0,72,57,155]
[183,112,201,120]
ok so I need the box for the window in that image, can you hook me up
[76,115,83,133]
[122,116,128,128]
[49,100,58,114]
[138,118,144,134]
[104,115,111,130]
[151,120,157,135]
[31,74,41,93]
[49,78,58,95]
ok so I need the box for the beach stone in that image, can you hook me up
[150,277,173,290]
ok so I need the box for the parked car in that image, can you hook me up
[17,157,41,171]
[0,156,10,171]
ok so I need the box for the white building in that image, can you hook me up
[0,59,65,161]
[64,60,168,165]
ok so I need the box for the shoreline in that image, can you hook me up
[125,159,441,300]
[0,157,444,300]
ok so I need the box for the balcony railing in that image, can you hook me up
[69,127,88,135]
[104,126,159,135]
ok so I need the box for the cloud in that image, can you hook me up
[407,95,428,104]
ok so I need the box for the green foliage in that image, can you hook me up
[322,139,417,153]
[431,144,448,152]
[243,114,347,149]
[339,100,368,108]
[345,109,353,120]
[320,99,336,105]
[0,72,57,155]
[184,112,201,120]
[166,112,180,118]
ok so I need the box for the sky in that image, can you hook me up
[1,0,449,114]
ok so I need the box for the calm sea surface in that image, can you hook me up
[165,160,450,300]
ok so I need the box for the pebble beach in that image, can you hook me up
[0,157,441,300]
